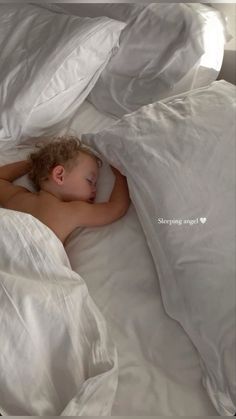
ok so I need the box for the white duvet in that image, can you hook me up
[0,209,118,416]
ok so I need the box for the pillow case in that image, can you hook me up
[0,4,125,142]
[82,80,236,415]
[57,3,230,117]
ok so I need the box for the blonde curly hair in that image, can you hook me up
[28,135,102,191]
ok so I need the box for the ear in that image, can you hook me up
[51,165,65,185]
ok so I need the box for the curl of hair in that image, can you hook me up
[28,135,103,191]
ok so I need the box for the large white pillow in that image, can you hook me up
[56,3,230,117]
[82,80,236,416]
[0,4,125,142]
[44,3,145,22]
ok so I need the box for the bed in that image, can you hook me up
[0,3,235,416]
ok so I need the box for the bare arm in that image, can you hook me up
[66,166,131,227]
[109,166,130,209]
[0,160,32,206]
[0,160,32,182]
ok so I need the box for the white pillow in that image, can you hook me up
[0,4,125,142]
[80,3,229,117]
[44,3,145,22]
[82,80,236,416]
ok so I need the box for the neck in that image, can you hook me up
[39,183,62,201]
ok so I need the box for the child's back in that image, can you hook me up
[5,188,76,244]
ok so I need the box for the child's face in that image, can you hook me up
[53,153,99,203]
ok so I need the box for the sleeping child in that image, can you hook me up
[0,136,130,245]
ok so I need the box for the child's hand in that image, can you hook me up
[110,165,123,177]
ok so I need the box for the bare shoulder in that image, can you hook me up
[63,200,128,228]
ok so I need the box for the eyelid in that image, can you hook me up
[87,178,96,186]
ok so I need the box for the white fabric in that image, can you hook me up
[62,100,218,415]
[0,4,125,142]
[82,80,236,415]
[44,3,145,22]
[0,209,118,416]
[0,100,219,416]
[57,3,230,117]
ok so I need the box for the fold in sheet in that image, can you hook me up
[0,208,118,416]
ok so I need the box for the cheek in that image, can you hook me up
[81,180,91,196]
[66,175,83,192]
[67,175,91,197]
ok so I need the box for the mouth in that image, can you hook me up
[88,196,96,203]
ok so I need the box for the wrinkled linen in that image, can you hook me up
[0,209,118,416]
[0,100,219,416]
[0,4,125,142]
[49,3,230,118]
[82,80,236,415]
[65,99,218,415]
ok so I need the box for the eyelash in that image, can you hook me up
[87,179,96,186]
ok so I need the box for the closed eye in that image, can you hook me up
[86,178,97,187]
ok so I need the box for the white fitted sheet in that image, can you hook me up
[62,100,218,415]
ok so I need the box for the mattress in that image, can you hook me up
[60,100,218,415]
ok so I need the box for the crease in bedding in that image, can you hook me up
[0,208,118,416]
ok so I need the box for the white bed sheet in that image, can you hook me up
[62,100,218,415]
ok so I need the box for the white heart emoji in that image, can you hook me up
[200,217,207,224]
